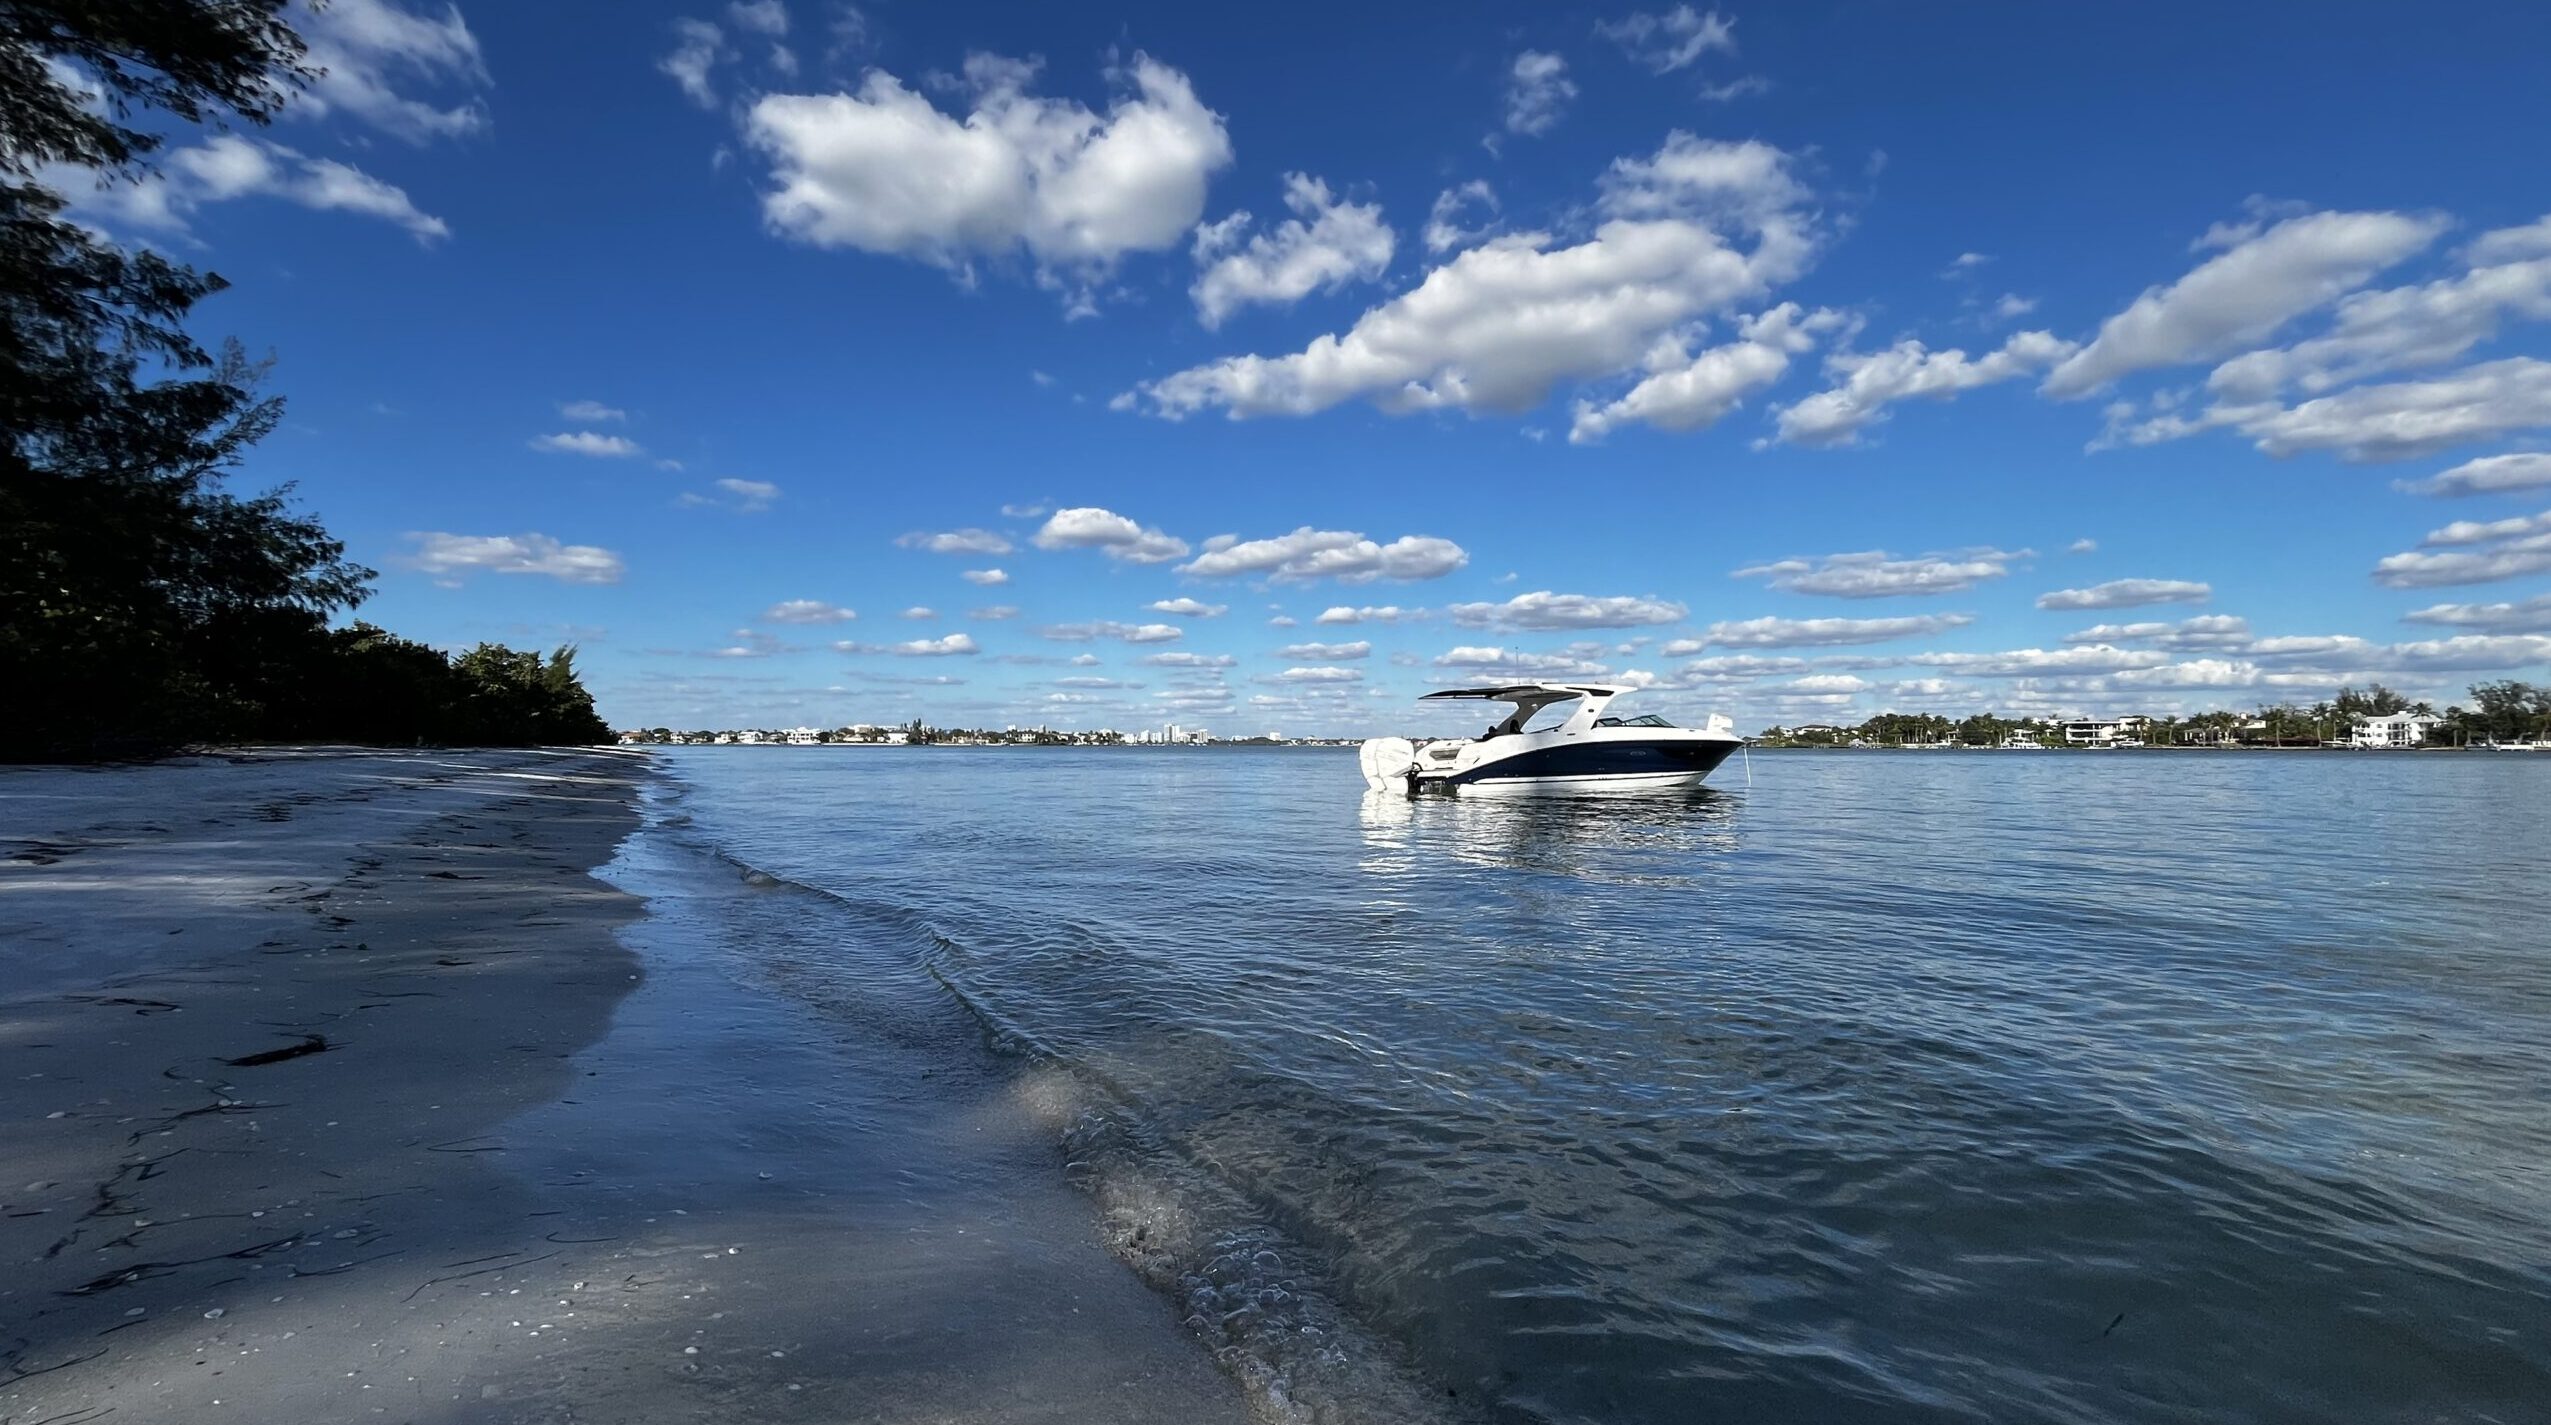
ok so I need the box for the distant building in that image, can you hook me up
[2351,712,2440,748]
[2059,715,2149,747]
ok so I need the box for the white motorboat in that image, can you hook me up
[1359,683,1743,794]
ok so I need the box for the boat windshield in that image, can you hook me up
[1595,713,1675,728]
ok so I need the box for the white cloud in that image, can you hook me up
[1191,174,1394,328]
[1000,501,1051,518]
[1448,591,1686,631]
[532,431,644,457]
[707,477,780,512]
[1033,507,1189,563]
[2201,359,2551,461]
[2400,594,2551,633]
[1146,597,1227,617]
[659,18,726,108]
[901,606,936,620]
[961,568,1010,586]
[1433,646,1611,676]
[296,0,490,143]
[1701,614,1972,648]
[1573,303,1839,442]
[1314,605,1419,625]
[1275,665,1365,683]
[2061,615,2252,650]
[1277,640,1371,660]
[71,134,449,241]
[970,605,1020,620]
[1909,644,2168,676]
[403,532,625,585]
[2397,451,2551,497]
[726,0,788,35]
[1127,133,1814,421]
[1596,6,1738,74]
[1180,528,1467,582]
[1424,180,1499,254]
[1776,329,2077,446]
[2068,537,2099,554]
[2035,579,2212,610]
[2373,507,2551,587]
[898,528,1014,555]
[1039,620,1184,644]
[1143,651,1236,668]
[763,600,855,624]
[559,399,626,422]
[1502,51,1576,137]
[2042,210,2446,398]
[893,633,979,656]
[1734,548,2022,598]
[1783,674,1871,694]
[745,54,1234,305]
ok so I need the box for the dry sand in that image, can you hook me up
[0,748,1249,1424]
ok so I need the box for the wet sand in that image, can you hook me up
[0,749,1248,1424]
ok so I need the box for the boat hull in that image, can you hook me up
[1434,735,1739,792]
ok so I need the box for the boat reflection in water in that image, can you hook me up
[1359,782,1742,884]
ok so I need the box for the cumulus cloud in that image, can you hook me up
[2373,507,2551,587]
[1776,328,2077,446]
[1424,180,1499,254]
[1573,302,1840,442]
[970,605,1020,620]
[295,0,490,143]
[1179,528,1467,583]
[1190,174,1394,328]
[1272,665,1364,684]
[710,477,780,512]
[1143,651,1237,668]
[893,633,979,656]
[2397,452,2551,497]
[762,599,857,624]
[2060,615,2252,649]
[1909,644,2168,676]
[1433,646,1611,677]
[2103,358,2551,462]
[1039,620,1184,644]
[2035,579,2212,610]
[1277,640,1371,660]
[1033,507,1189,563]
[2068,537,2099,554]
[403,532,625,585]
[1734,549,2022,598]
[745,54,1233,306]
[2042,209,2446,398]
[898,528,1013,555]
[1596,6,1739,73]
[1146,597,1227,617]
[901,606,936,620]
[1502,51,1576,137]
[1314,605,1420,625]
[559,399,626,422]
[68,134,449,241]
[2400,594,2551,633]
[1126,133,1814,422]
[1449,591,1687,631]
[1701,614,1973,648]
[658,18,726,107]
[531,431,644,457]
[961,568,1010,586]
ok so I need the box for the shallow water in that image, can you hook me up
[648,745,2551,1424]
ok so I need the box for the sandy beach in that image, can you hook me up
[0,749,1247,1425]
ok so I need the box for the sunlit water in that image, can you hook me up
[643,745,2551,1424]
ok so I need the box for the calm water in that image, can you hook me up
[647,746,2551,1424]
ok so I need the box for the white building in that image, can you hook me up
[2060,715,2149,747]
[2352,712,2440,748]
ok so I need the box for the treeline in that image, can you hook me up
[1765,681,2551,748]
[1,3,606,761]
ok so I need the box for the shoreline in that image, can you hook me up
[0,749,1249,1424]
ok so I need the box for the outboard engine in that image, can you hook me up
[1358,737,1418,791]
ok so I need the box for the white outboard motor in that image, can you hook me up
[1358,737,1418,791]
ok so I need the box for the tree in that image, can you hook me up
[1,2,373,756]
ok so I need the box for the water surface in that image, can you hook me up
[649,746,2551,1424]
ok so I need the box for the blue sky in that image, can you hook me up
[60,1,2551,734]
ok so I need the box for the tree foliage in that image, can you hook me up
[2,2,609,759]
